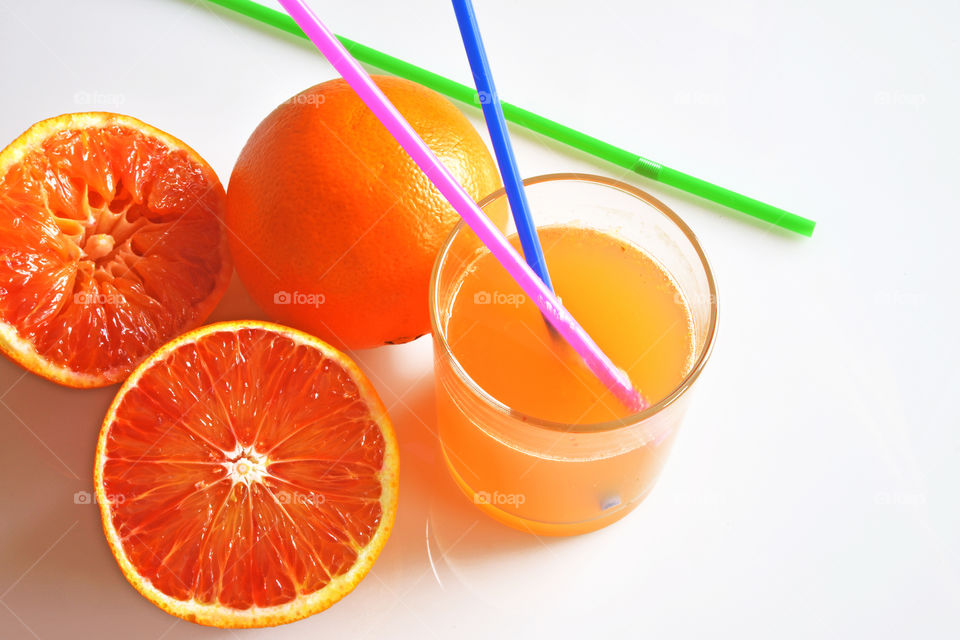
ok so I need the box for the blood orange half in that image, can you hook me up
[0,112,231,387]
[94,321,398,628]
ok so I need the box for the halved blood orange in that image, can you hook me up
[0,112,231,387]
[94,321,399,628]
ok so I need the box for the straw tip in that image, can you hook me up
[609,368,648,413]
[620,387,650,414]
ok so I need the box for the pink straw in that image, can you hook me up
[277,0,647,413]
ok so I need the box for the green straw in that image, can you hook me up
[202,0,816,237]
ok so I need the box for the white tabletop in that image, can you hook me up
[1,1,957,638]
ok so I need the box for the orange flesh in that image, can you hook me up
[100,327,386,609]
[0,123,227,381]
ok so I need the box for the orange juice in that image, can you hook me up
[430,174,717,536]
[436,225,694,535]
[447,226,693,423]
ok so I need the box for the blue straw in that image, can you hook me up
[451,0,554,291]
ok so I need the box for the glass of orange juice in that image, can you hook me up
[429,173,718,536]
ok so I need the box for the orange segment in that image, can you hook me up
[0,112,231,387]
[94,321,398,628]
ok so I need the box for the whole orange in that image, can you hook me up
[226,76,503,349]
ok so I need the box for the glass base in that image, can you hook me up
[441,446,649,536]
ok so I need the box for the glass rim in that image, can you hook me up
[429,172,719,434]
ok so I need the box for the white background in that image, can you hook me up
[1,0,957,638]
